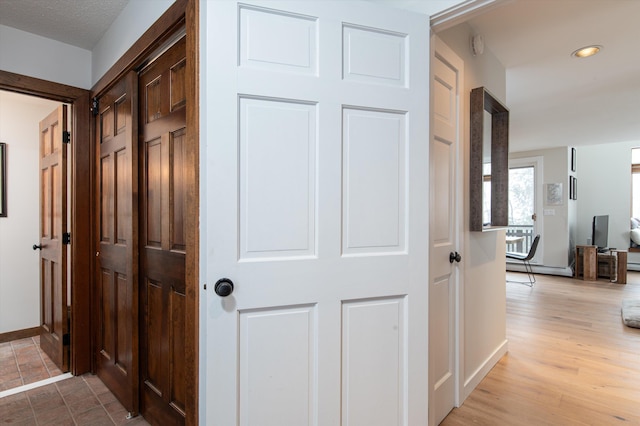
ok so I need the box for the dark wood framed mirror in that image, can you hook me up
[470,87,509,231]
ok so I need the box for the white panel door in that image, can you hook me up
[205,1,429,425]
[429,36,463,426]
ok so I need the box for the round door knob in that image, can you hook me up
[214,278,234,297]
[449,251,461,263]
[33,244,43,251]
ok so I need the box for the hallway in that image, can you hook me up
[0,337,150,425]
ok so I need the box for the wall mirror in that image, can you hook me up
[470,87,509,231]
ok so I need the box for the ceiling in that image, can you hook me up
[376,0,640,152]
[0,0,128,50]
[463,0,640,152]
[1,0,638,152]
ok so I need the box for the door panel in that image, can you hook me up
[39,105,69,372]
[429,37,463,425]
[206,2,429,425]
[95,71,139,414]
[139,36,187,426]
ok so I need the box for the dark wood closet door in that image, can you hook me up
[95,71,139,415]
[138,36,187,426]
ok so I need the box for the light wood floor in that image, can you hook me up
[442,271,640,425]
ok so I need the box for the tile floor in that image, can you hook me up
[0,337,150,425]
[0,336,61,392]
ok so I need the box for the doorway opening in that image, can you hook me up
[0,73,93,381]
[507,156,543,263]
[0,93,66,378]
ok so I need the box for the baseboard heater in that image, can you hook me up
[506,262,574,277]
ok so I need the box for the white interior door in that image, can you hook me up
[429,36,463,426]
[205,1,429,425]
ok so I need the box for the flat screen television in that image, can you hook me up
[592,215,609,252]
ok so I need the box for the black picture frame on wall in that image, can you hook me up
[0,143,6,217]
[571,147,576,172]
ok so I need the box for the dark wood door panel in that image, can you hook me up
[142,129,187,254]
[40,257,66,368]
[96,268,134,397]
[95,71,139,415]
[143,111,186,140]
[142,249,186,285]
[140,252,186,426]
[139,36,187,426]
[98,244,127,272]
[97,254,132,364]
[39,105,69,372]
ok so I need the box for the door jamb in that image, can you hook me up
[0,70,93,376]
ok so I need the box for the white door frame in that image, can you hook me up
[429,35,464,425]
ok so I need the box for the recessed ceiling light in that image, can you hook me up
[571,45,602,58]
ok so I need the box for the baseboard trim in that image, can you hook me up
[0,373,72,399]
[628,263,640,272]
[506,262,574,277]
[0,326,40,344]
[461,339,509,403]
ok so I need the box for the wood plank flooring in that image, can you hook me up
[442,271,640,425]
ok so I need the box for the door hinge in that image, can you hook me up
[91,97,99,116]
[63,131,71,144]
[63,232,71,245]
[63,333,70,346]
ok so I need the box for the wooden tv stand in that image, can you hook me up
[575,245,627,284]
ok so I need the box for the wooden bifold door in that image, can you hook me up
[95,37,186,425]
[138,36,187,426]
[95,70,139,413]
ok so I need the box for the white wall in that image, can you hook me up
[510,147,574,271]
[91,0,175,85]
[578,141,640,265]
[0,91,61,334]
[1,1,174,90]
[513,141,640,272]
[0,25,92,89]
[437,22,508,399]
